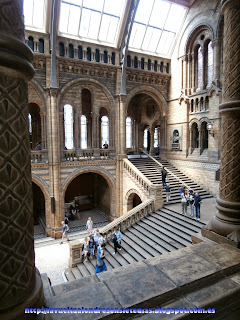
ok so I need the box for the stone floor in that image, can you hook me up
[35,198,216,286]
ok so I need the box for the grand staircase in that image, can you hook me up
[63,207,204,282]
[129,156,213,204]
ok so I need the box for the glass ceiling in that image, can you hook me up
[129,0,187,56]
[23,0,188,57]
[59,0,126,45]
[24,0,46,31]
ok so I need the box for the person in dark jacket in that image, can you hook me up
[194,193,202,220]
[164,185,171,203]
[161,167,167,186]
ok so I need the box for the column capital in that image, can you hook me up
[222,0,240,14]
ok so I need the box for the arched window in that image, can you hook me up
[69,44,74,58]
[111,52,115,65]
[59,42,64,57]
[134,56,138,68]
[127,55,131,67]
[200,97,204,111]
[101,116,109,147]
[95,49,100,62]
[104,50,108,63]
[197,46,203,88]
[87,47,91,61]
[141,58,144,70]
[64,105,74,150]
[154,60,157,72]
[28,113,32,149]
[81,115,87,149]
[143,129,148,148]
[28,36,34,51]
[39,39,44,53]
[205,96,209,110]
[126,117,132,148]
[196,98,199,112]
[166,63,170,74]
[207,41,213,87]
[78,46,83,59]
[154,128,159,147]
[160,61,163,73]
[148,59,151,71]
[191,99,194,113]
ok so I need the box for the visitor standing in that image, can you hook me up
[95,243,107,274]
[112,229,123,254]
[86,217,93,235]
[164,184,171,203]
[189,190,195,217]
[60,221,70,244]
[88,236,95,259]
[194,193,202,221]
[181,189,189,215]
[83,237,89,262]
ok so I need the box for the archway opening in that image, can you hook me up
[65,173,111,226]
[127,93,163,155]
[192,123,199,150]
[127,193,142,211]
[32,182,46,238]
[201,121,208,151]
[28,103,41,150]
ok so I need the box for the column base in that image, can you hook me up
[0,269,44,320]
[201,227,240,249]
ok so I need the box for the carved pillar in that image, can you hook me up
[0,1,44,319]
[204,0,240,246]
[150,129,155,155]
[117,94,127,156]
[212,38,221,87]
[182,55,187,93]
[187,53,192,95]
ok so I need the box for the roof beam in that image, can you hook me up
[119,0,140,94]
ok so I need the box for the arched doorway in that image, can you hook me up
[64,173,111,226]
[32,182,46,238]
[127,193,142,211]
[191,122,199,150]
[201,121,208,152]
[126,93,164,155]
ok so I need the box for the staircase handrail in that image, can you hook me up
[99,199,154,238]
[123,158,157,194]
[139,148,194,192]
[68,199,154,267]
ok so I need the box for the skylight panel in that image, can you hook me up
[24,0,45,31]
[129,0,187,56]
[164,3,186,32]
[83,0,104,11]
[59,0,126,46]
[130,23,146,48]
[149,0,170,29]
[59,2,70,33]
[68,5,81,34]
[104,0,124,16]
[135,0,154,24]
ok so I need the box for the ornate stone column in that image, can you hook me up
[212,38,221,87]
[0,1,44,319]
[204,0,240,246]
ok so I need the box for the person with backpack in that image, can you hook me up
[161,167,167,186]
[164,184,171,203]
[60,221,70,244]
[112,229,123,254]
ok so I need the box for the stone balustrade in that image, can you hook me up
[31,150,48,163]
[123,158,152,194]
[69,199,153,267]
[62,148,112,161]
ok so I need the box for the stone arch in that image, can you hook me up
[32,174,50,198]
[126,85,167,117]
[58,78,115,112]
[28,80,46,111]
[189,118,200,129]
[62,166,116,217]
[125,188,143,205]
